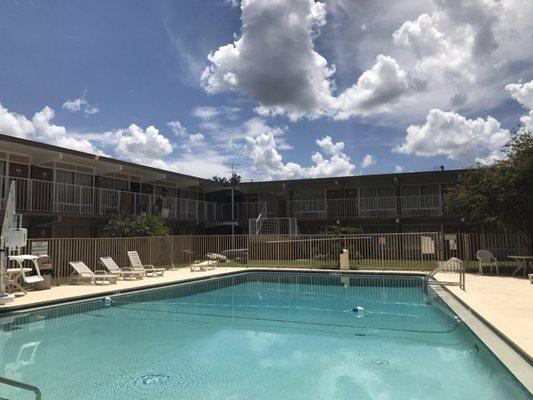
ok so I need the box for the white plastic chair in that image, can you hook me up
[8,255,45,289]
[476,250,498,275]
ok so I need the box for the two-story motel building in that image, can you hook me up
[0,134,472,238]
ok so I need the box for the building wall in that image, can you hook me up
[0,138,473,237]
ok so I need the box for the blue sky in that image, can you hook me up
[1,0,532,180]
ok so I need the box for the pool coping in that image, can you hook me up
[434,286,533,394]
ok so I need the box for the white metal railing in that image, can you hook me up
[0,176,245,221]
[358,197,397,218]
[249,217,298,235]
[400,195,442,217]
[221,202,267,221]
[425,257,465,290]
[16,232,531,279]
[289,195,444,219]
[1,175,448,222]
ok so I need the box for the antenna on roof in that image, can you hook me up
[223,162,241,176]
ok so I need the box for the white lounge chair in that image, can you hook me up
[190,260,217,272]
[69,261,118,284]
[100,257,144,280]
[127,251,165,276]
[476,250,499,275]
[206,253,228,262]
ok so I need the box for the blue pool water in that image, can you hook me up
[0,272,531,400]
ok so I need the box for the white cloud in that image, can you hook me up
[0,102,231,178]
[386,0,533,117]
[167,120,187,136]
[334,55,410,119]
[0,104,34,139]
[109,124,173,160]
[0,103,102,154]
[394,164,404,173]
[203,0,533,122]
[202,0,408,120]
[519,110,533,131]
[192,106,221,120]
[188,132,205,143]
[193,109,293,151]
[202,0,332,120]
[62,98,99,115]
[394,108,510,165]
[505,80,533,109]
[308,135,355,177]
[246,133,354,180]
[361,154,376,168]
[192,106,241,121]
[505,80,533,130]
[150,150,228,179]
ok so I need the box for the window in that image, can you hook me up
[421,184,439,196]
[400,185,419,196]
[76,173,93,187]
[358,186,397,218]
[401,184,440,196]
[115,178,129,191]
[56,170,75,184]
[97,176,115,189]
[359,186,395,198]
[292,190,324,201]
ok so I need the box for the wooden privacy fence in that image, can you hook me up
[19,232,532,279]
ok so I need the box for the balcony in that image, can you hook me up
[400,195,442,217]
[0,176,265,222]
[288,195,444,220]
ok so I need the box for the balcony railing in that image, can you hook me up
[0,175,446,222]
[220,202,268,221]
[0,176,264,222]
[288,195,444,219]
[400,195,442,217]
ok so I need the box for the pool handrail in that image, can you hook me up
[425,257,465,290]
[0,374,41,400]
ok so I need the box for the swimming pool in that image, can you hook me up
[0,272,531,400]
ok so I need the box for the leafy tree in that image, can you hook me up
[445,130,533,234]
[212,172,242,184]
[104,214,170,237]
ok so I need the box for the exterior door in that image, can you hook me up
[326,189,340,219]
[30,166,54,212]
[8,162,29,211]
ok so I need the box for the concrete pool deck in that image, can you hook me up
[0,267,248,312]
[1,268,532,363]
[436,272,533,361]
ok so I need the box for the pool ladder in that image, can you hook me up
[0,375,41,399]
[424,257,465,291]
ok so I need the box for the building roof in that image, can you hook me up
[0,134,469,187]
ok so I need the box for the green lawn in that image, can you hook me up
[177,258,521,273]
